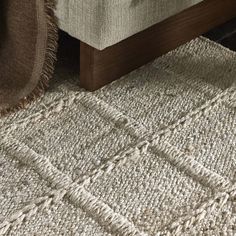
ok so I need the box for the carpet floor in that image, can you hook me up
[0,37,235,236]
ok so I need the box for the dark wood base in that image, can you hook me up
[80,0,236,91]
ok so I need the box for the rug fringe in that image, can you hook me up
[0,0,58,117]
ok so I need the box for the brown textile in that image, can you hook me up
[0,0,58,115]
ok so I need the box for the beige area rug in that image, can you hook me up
[0,37,236,236]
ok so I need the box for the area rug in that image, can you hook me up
[0,0,57,115]
[0,37,235,236]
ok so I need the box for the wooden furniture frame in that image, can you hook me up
[80,0,236,91]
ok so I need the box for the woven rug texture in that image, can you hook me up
[0,37,235,236]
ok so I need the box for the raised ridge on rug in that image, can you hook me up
[0,37,235,236]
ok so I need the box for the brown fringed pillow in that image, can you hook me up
[0,0,58,115]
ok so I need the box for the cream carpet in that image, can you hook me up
[0,37,236,236]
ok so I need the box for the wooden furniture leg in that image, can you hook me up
[80,0,236,91]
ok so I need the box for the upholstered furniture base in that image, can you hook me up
[79,0,236,91]
[57,0,203,50]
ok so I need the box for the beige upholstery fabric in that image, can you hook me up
[56,0,203,50]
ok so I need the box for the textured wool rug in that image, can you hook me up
[0,0,57,115]
[0,37,235,236]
